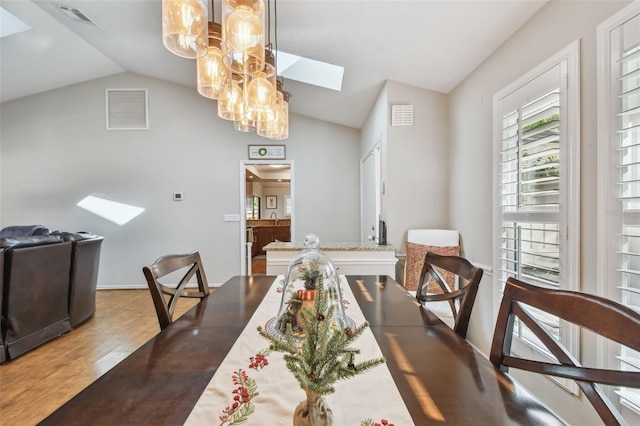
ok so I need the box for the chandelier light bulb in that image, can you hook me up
[270,94,289,140]
[218,80,244,121]
[197,23,226,99]
[246,72,276,123]
[234,98,255,132]
[258,91,283,138]
[162,0,208,59]
[197,46,225,99]
[226,5,262,51]
[222,0,265,75]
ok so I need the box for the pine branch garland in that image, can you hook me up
[258,276,386,396]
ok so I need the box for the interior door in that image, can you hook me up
[361,143,381,243]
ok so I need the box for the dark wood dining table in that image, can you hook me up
[40,275,565,425]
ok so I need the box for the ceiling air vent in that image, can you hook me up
[106,89,149,131]
[391,104,414,127]
[55,4,96,25]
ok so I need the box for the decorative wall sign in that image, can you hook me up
[248,145,286,160]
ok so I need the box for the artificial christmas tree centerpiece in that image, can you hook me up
[258,235,386,426]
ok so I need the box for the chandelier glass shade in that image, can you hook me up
[272,96,288,140]
[245,71,276,122]
[163,0,289,139]
[196,22,226,99]
[222,1,265,75]
[257,90,282,137]
[234,111,257,132]
[217,77,244,121]
[266,92,289,140]
[162,0,209,59]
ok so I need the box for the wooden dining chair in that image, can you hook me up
[142,250,210,330]
[490,277,640,425]
[415,252,483,339]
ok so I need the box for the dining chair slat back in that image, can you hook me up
[415,252,483,339]
[142,250,209,330]
[490,277,640,426]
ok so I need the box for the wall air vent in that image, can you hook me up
[391,104,414,127]
[106,89,149,131]
[55,3,96,26]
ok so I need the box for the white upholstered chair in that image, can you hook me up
[407,229,460,248]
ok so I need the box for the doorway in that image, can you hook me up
[361,143,381,243]
[240,161,294,275]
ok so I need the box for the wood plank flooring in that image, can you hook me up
[0,289,202,426]
[251,256,266,274]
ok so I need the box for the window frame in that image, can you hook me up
[597,1,640,419]
[493,40,581,394]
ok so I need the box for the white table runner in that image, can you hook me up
[185,276,415,425]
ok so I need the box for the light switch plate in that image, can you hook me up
[224,214,240,222]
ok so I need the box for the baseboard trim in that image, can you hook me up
[97,283,224,290]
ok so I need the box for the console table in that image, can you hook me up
[263,241,397,276]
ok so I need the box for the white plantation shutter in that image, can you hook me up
[617,33,640,315]
[499,85,562,350]
[598,3,640,418]
[499,88,561,287]
[494,42,580,391]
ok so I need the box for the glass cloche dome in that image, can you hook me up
[272,234,351,339]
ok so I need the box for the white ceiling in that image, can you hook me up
[247,164,291,182]
[0,0,548,129]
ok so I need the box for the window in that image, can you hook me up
[493,41,580,392]
[246,196,260,220]
[284,194,292,217]
[597,2,640,419]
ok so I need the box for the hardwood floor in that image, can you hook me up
[0,289,201,425]
[251,255,266,274]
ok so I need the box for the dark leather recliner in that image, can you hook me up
[53,232,104,327]
[1,236,72,360]
[0,225,50,238]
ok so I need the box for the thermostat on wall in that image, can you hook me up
[173,192,183,201]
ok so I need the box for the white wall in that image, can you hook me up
[0,72,360,287]
[385,80,449,251]
[361,80,449,252]
[448,1,633,424]
[289,114,361,242]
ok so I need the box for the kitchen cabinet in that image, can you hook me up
[249,228,259,257]
[254,226,291,255]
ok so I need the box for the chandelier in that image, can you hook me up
[162,0,289,140]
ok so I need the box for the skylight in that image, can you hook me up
[77,196,145,225]
[276,51,344,92]
[0,7,31,39]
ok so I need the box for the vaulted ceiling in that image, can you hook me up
[0,0,548,129]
